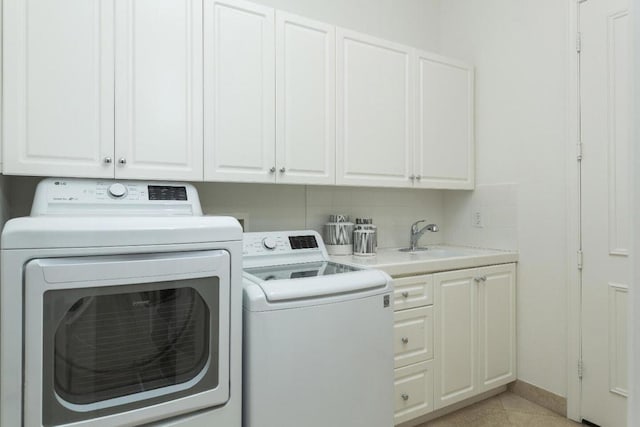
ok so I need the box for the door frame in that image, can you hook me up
[566,0,582,421]
[631,0,640,425]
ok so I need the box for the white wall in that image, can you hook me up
[437,0,570,397]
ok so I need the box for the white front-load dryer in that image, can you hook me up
[1,178,242,427]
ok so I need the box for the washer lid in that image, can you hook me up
[244,264,389,302]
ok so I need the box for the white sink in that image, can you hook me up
[397,247,470,258]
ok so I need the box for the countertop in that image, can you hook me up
[330,245,518,277]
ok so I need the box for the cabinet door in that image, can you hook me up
[114,0,203,181]
[336,29,413,188]
[477,264,516,393]
[204,0,275,183]
[433,268,477,409]
[275,12,335,185]
[415,51,474,189]
[3,0,114,178]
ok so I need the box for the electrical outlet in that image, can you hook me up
[472,210,484,228]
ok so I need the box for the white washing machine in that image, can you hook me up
[242,231,394,427]
[1,178,242,427]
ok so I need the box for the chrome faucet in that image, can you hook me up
[410,220,439,251]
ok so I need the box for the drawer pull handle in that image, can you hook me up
[401,291,409,298]
[401,337,409,344]
[401,393,409,401]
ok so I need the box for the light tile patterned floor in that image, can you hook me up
[418,392,582,427]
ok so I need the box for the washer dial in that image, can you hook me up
[262,237,277,250]
[108,183,127,198]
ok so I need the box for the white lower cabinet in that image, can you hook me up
[392,263,516,425]
[433,263,516,410]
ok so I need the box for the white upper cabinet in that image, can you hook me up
[336,29,414,188]
[204,0,276,183]
[114,0,203,181]
[3,0,115,178]
[275,12,335,185]
[415,51,474,189]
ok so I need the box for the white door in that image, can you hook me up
[275,12,335,185]
[433,268,477,409]
[336,29,413,188]
[476,264,516,393]
[580,0,630,425]
[115,0,203,181]
[204,0,275,183]
[415,51,474,189]
[3,0,114,178]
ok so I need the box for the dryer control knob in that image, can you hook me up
[262,237,277,250]
[108,183,127,198]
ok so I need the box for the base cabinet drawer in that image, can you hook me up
[394,360,434,425]
[394,306,434,368]
[393,274,433,311]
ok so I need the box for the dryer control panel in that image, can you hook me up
[30,178,203,216]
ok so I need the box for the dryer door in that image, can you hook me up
[23,250,230,427]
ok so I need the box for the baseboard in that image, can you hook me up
[507,380,567,417]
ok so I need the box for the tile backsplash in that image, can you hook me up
[197,183,446,249]
[4,177,517,252]
[443,183,518,251]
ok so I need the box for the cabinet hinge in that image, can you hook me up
[577,250,583,270]
[578,359,584,380]
[576,32,582,53]
[577,141,583,161]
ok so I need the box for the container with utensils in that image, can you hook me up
[353,217,377,256]
[323,214,354,255]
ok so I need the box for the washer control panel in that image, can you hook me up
[243,231,325,258]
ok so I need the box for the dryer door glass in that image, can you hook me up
[51,284,213,404]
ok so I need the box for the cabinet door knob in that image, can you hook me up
[269,166,276,173]
[401,337,409,344]
[415,175,422,181]
[401,291,409,298]
[118,158,127,165]
[103,156,113,164]
[409,175,415,180]
[280,167,286,173]
[401,393,409,401]
[481,276,487,282]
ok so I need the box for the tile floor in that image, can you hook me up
[418,392,582,427]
